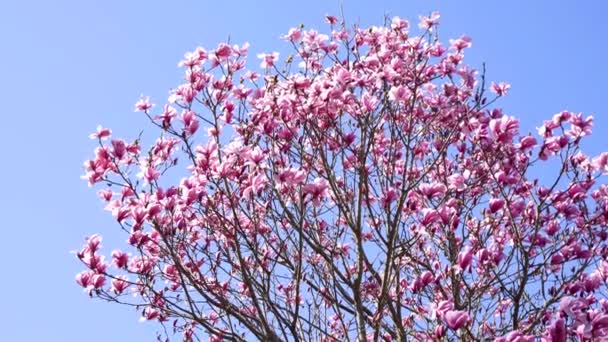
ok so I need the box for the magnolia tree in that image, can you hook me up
[76,12,608,342]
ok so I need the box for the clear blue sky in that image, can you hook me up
[0,1,606,340]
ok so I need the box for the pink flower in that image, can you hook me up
[335,67,352,85]
[182,110,199,136]
[495,331,534,342]
[134,96,153,112]
[76,270,94,288]
[489,198,505,213]
[362,93,378,113]
[97,188,113,201]
[282,28,302,42]
[147,203,162,218]
[85,234,103,253]
[243,173,267,199]
[419,183,447,198]
[550,253,564,268]
[91,273,106,289]
[178,47,207,67]
[89,125,112,140]
[155,105,177,127]
[444,310,470,330]
[111,276,129,294]
[81,252,107,273]
[140,308,160,322]
[419,11,440,30]
[388,85,411,103]
[410,271,434,293]
[457,247,474,271]
[430,300,453,319]
[335,244,350,257]
[489,115,519,142]
[593,153,608,174]
[448,173,468,192]
[539,136,568,160]
[303,178,329,207]
[381,188,398,208]
[391,17,409,30]
[214,43,232,60]
[140,164,160,182]
[434,326,445,338]
[111,139,126,160]
[257,52,279,69]
[567,113,593,139]
[232,42,249,57]
[325,15,338,25]
[593,314,608,333]
[552,111,572,125]
[517,135,537,151]
[449,36,472,51]
[113,206,131,223]
[421,208,441,225]
[559,296,586,317]
[584,272,602,292]
[491,82,511,96]
[112,250,129,269]
[277,168,307,187]
[546,317,566,342]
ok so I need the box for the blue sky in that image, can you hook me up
[0,1,606,340]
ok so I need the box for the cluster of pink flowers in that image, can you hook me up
[76,12,608,342]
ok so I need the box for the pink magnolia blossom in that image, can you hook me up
[593,152,608,174]
[546,317,566,342]
[75,270,94,288]
[457,247,474,272]
[388,85,411,103]
[448,173,468,192]
[489,115,519,142]
[111,250,129,269]
[449,36,472,51]
[567,113,593,138]
[410,271,434,293]
[155,104,177,127]
[182,110,199,136]
[494,331,534,342]
[324,15,338,25]
[111,276,129,295]
[391,16,409,30]
[303,178,329,207]
[420,208,441,225]
[283,28,302,42]
[430,300,453,319]
[89,125,112,140]
[97,188,112,201]
[381,188,398,208]
[111,139,126,160]
[517,135,537,151]
[489,198,505,213]
[134,96,153,112]
[90,273,105,289]
[444,310,470,330]
[214,43,232,60]
[243,173,267,199]
[419,182,447,198]
[140,165,160,183]
[491,82,511,96]
[257,52,279,69]
[419,11,440,30]
[277,168,306,187]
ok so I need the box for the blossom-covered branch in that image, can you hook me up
[76,12,608,342]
